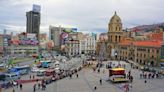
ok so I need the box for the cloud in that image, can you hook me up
[0,0,164,34]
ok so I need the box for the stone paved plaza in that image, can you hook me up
[4,61,164,92]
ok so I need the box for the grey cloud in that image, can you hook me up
[0,0,164,34]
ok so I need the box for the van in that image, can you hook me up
[37,70,46,76]
[5,73,20,81]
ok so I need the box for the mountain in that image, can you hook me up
[130,23,164,32]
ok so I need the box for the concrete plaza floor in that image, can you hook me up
[3,61,164,92]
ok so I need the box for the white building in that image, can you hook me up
[80,34,96,55]
[65,40,80,56]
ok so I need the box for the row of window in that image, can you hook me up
[110,26,121,31]
[121,47,127,50]
[109,35,121,42]
[136,59,146,65]
[137,48,146,51]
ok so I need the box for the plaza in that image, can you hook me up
[3,60,164,92]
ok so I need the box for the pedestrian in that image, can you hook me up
[70,74,72,79]
[148,73,151,79]
[30,75,31,79]
[97,69,100,73]
[12,88,15,92]
[33,75,35,79]
[20,83,22,90]
[33,84,36,92]
[0,85,2,92]
[94,86,97,90]
[38,83,41,89]
[16,82,18,88]
[76,74,78,78]
[140,73,142,79]
[99,78,102,85]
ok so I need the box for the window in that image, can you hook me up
[119,36,121,42]
[115,36,117,42]
[140,60,142,64]
[156,49,159,54]
[148,49,150,53]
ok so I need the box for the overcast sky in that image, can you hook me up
[0,0,164,34]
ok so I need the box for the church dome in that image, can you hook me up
[110,11,122,23]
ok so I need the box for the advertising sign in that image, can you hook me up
[60,32,69,45]
[27,33,36,40]
[63,28,77,33]
[33,4,41,13]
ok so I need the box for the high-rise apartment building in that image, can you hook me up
[26,5,41,40]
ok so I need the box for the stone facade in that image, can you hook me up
[107,12,123,59]
[106,12,163,66]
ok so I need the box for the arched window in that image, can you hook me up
[140,60,142,64]
[115,36,117,42]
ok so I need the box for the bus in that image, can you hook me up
[5,73,20,81]
[40,60,51,68]
[9,65,30,75]
[45,69,55,76]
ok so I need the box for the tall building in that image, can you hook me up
[49,26,64,50]
[26,5,41,40]
[107,12,123,59]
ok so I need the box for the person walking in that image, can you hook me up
[33,75,35,79]
[12,88,15,92]
[99,78,102,85]
[38,83,41,89]
[76,74,78,78]
[0,85,2,92]
[20,83,22,90]
[94,86,97,90]
[33,84,36,92]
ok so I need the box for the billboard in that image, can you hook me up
[63,28,77,33]
[60,32,69,45]
[33,4,41,13]
[27,33,36,40]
